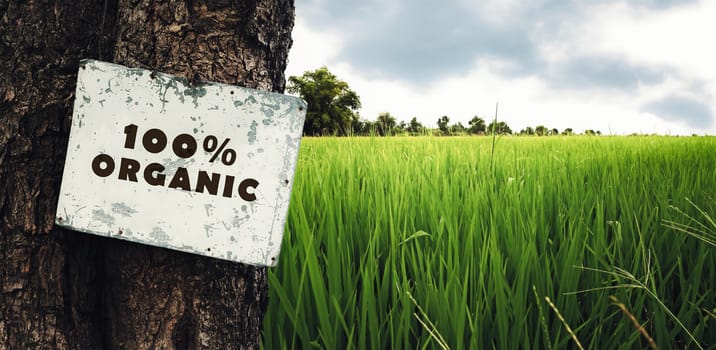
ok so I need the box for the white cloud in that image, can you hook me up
[575,0,716,132]
[286,1,716,135]
[591,1,716,80]
[285,17,343,78]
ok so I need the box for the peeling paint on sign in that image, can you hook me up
[55,59,307,267]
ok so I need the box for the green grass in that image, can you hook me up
[262,136,716,349]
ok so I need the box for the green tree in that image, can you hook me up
[520,126,535,135]
[468,116,486,134]
[535,125,547,136]
[550,128,559,136]
[351,119,370,135]
[487,121,512,135]
[287,67,361,136]
[376,112,397,136]
[562,128,574,136]
[407,117,425,134]
[450,122,466,135]
[397,120,407,133]
[437,115,450,135]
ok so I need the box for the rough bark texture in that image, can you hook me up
[0,2,116,348]
[0,0,294,348]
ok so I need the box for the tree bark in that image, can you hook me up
[0,0,294,348]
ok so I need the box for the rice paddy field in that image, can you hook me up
[262,136,716,349]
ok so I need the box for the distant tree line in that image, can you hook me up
[288,67,601,137]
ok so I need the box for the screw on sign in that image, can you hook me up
[91,123,259,202]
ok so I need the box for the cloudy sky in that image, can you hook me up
[285,0,716,135]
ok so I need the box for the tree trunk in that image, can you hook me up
[0,1,294,348]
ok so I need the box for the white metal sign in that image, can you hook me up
[55,59,306,266]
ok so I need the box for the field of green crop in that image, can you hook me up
[262,136,716,349]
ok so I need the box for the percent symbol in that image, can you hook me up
[203,135,237,166]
